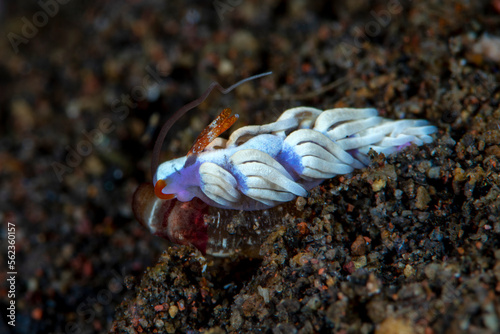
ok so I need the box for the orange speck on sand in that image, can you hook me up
[343,261,355,274]
[301,63,312,73]
[83,259,93,277]
[32,307,43,320]
[297,222,308,235]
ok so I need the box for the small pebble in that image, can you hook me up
[404,264,415,278]
[375,317,414,334]
[415,186,431,210]
[372,179,387,192]
[351,235,367,256]
[168,305,178,318]
[353,256,367,269]
[230,310,243,330]
[295,197,306,211]
[427,167,440,179]
[155,319,164,329]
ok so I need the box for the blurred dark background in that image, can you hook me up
[1,0,499,333]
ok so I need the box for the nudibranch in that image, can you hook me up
[150,73,437,211]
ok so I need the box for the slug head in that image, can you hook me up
[153,155,188,200]
[153,107,239,200]
[150,72,272,198]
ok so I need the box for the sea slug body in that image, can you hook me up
[154,106,437,210]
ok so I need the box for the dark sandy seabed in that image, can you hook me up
[1,0,500,333]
